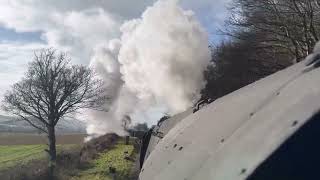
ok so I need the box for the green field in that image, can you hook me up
[0,145,46,171]
[0,144,77,171]
[0,139,138,180]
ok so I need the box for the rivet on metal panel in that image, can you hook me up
[173,144,177,148]
[292,120,298,127]
[178,147,183,151]
[240,168,247,175]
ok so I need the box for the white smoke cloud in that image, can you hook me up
[119,0,210,112]
[0,0,218,136]
[86,0,211,135]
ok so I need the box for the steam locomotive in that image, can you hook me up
[138,46,320,180]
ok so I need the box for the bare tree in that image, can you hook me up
[201,33,293,101]
[201,0,320,103]
[227,0,320,61]
[2,49,107,178]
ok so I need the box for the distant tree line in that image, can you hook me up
[201,0,320,101]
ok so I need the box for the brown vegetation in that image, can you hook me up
[0,133,86,145]
[79,133,119,162]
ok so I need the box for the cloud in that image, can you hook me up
[0,42,47,74]
[0,0,229,69]
[181,0,232,41]
[0,41,47,102]
[0,0,229,133]
[0,0,143,108]
[0,0,143,64]
[0,0,230,59]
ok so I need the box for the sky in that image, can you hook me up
[0,0,231,118]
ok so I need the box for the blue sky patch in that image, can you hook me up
[0,26,43,43]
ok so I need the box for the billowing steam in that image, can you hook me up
[84,0,211,136]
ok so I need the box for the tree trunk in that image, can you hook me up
[47,126,56,180]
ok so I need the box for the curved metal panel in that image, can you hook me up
[139,57,320,180]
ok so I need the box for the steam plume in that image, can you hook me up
[85,0,211,135]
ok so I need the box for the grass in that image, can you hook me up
[0,137,139,180]
[71,143,135,180]
[0,144,78,171]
